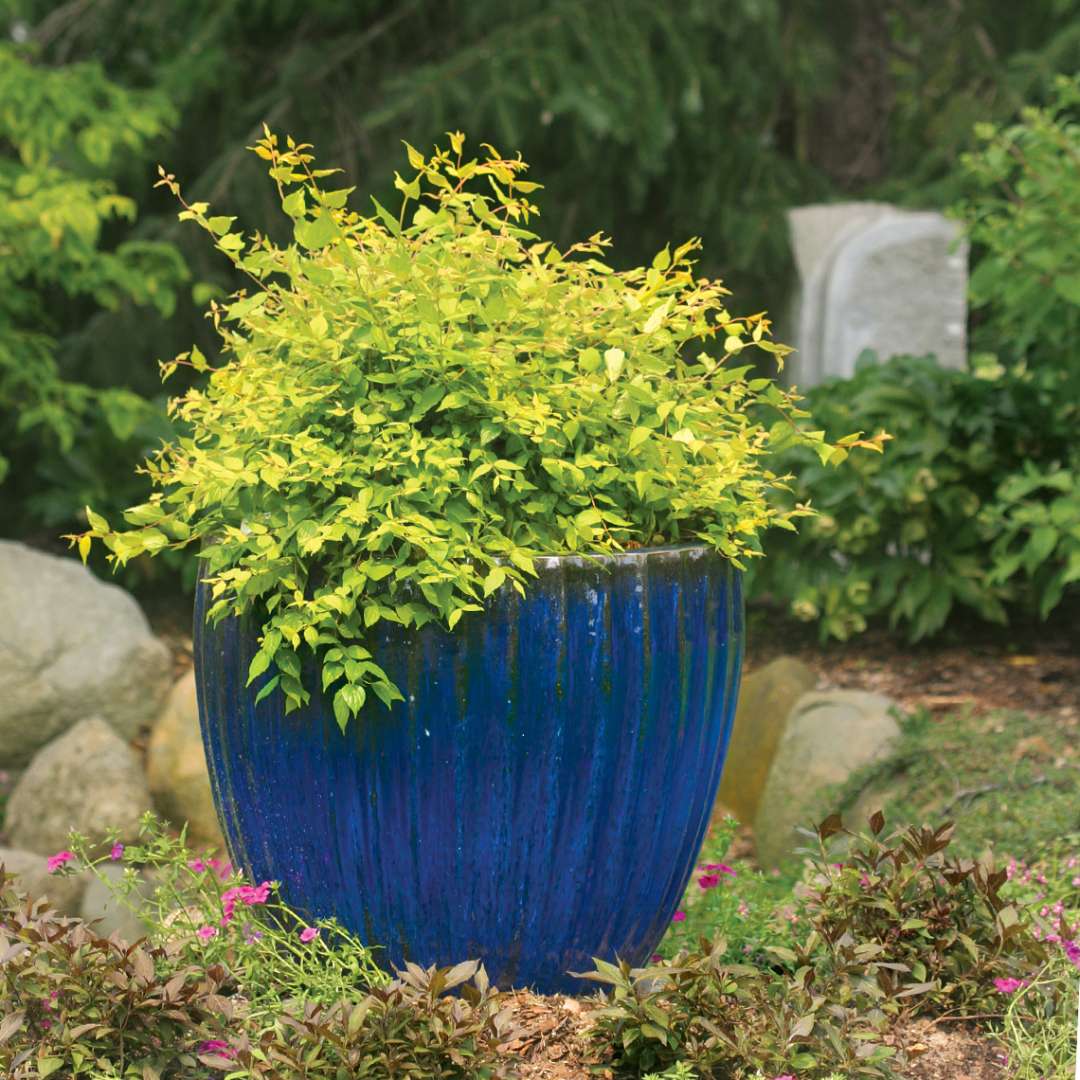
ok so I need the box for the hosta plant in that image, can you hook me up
[70,129,881,725]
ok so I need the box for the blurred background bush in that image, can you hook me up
[2,0,1078,634]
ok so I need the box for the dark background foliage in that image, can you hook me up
[2,0,1078,595]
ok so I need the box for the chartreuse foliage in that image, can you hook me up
[71,130,881,726]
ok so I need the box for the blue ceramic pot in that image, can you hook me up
[194,544,743,994]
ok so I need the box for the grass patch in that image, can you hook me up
[829,707,1080,861]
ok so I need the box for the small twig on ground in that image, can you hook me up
[940,775,1050,818]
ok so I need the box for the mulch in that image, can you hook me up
[748,620,1080,724]
[497,993,1013,1078]
[896,1018,1010,1079]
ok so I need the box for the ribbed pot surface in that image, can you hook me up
[194,544,744,993]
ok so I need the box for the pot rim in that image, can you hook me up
[529,541,726,569]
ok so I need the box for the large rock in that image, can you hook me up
[0,541,171,766]
[79,862,153,942]
[715,657,818,825]
[5,717,152,854]
[786,202,968,388]
[754,690,900,869]
[147,669,226,852]
[0,846,87,914]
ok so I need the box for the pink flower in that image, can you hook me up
[773,1075,796,1080]
[672,910,686,922]
[110,843,124,861]
[651,954,663,962]
[46,851,74,873]
[994,977,1028,994]
[299,926,319,943]
[220,881,272,925]
[702,863,736,876]
[737,900,750,917]
[698,873,720,890]
[196,925,218,940]
[188,859,207,873]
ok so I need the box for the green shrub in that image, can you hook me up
[577,935,896,1078]
[581,813,1048,1077]
[0,44,188,537]
[799,815,1046,1013]
[59,814,386,1023]
[0,869,231,1078]
[751,354,1079,640]
[18,816,513,1078]
[72,129,879,724]
[956,73,1080,372]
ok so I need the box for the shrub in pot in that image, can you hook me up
[73,130,881,992]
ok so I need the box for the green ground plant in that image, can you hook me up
[584,815,1047,1078]
[6,815,513,1078]
[657,816,794,965]
[5,811,1071,1077]
[71,130,881,725]
[61,813,386,1020]
[996,835,1080,1079]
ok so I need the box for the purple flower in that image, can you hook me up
[198,1039,236,1059]
[1064,941,1080,970]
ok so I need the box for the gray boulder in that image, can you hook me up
[0,540,171,767]
[147,669,226,852]
[0,845,87,914]
[79,862,154,942]
[715,657,818,825]
[5,717,152,854]
[754,690,900,869]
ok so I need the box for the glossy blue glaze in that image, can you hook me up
[194,544,744,994]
